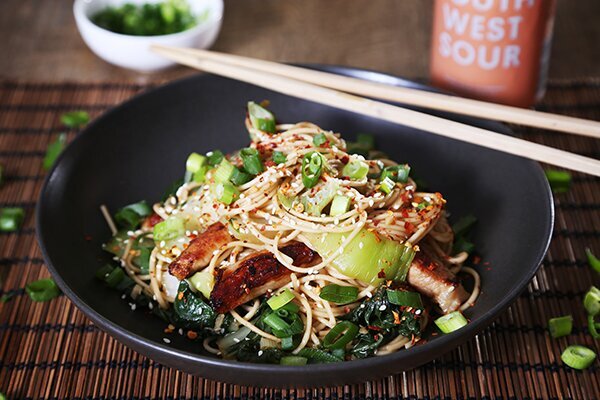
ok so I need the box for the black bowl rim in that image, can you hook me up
[36,65,554,386]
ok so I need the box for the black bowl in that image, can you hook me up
[36,66,554,387]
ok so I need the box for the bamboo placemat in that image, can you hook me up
[0,79,598,399]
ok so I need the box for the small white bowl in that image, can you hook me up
[74,0,224,72]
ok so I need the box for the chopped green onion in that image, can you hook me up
[297,348,342,363]
[452,214,478,237]
[0,293,14,303]
[588,315,600,339]
[301,181,338,216]
[43,133,67,170]
[186,153,206,173]
[248,101,276,133]
[212,182,239,205]
[313,133,329,147]
[272,151,287,165]
[280,356,308,366]
[330,195,351,216]
[240,147,264,175]
[319,284,359,304]
[380,165,410,183]
[25,278,60,302]
[138,247,151,274]
[561,345,596,370]
[104,267,126,288]
[387,289,423,309]
[548,315,573,338]
[280,301,300,314]
[267,289,295,310]
[263,312,290,331]
[214,159,236,183]
[114,200,151,229]
[453,236,476,254]
[193,166,209,183]
[331,348,346,359]
[346,133,375,156]
[342,160,369,180]
[301,151,324,188]
[585,248,600,273]
[435,311,468,333]
[207,150,224,166]
[545,169,571,194]
[230,168,252,186]
[60,110,90,128]
[280,336,295,350]
[323,321,359,349]
[0,207,25,232]
[153,217,185,242]
[379,176,396,194]
[583,286,600,316]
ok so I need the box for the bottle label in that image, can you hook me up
[430,0,555,107]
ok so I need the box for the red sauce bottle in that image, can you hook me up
[430,0,557,108]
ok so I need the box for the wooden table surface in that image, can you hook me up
[1,0,599,83]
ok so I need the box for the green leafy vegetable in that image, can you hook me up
[296,348,342,364]
[452,214,478,254]
[114,200,151,229]
[25,278,61,302]
[319,284,359,304]
[43,133,67,170]
[172,280,216,330]
[61,111,90,128]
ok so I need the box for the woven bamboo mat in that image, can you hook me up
[0,79,599,400]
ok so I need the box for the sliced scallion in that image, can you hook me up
[0,207,25,232]
[319,284,359,304]
[387,289,423,309]
[267,289,295,310]
[545,169,571,194]
[280,336,295,351]
[153,217,185,242]
[585,248,600,273]
[207,150,224,166]
[302,151,324,188]
[280,356,308,366]
[214,159,236,183]
[297,348,342,363]
[186,152,206,173]
[25,278,60,302]
[248,101,276,134]
[434,311,468,333]
[60,110,90,128]
[230,168,252,186]
[212,182,239,205]
[240,147,264,175]
[548,315,573,338]
[114,200,151,229]
[323,321,359,349]
[43,133,67,170]
[330,195,351,216]
[379,176,396,194]
[583,286,600,316]
[380,165,410,183]
[588,315,600,339]
[342,160,369,180]
[561,345,596,370]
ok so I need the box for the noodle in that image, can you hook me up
[102,115,481,364]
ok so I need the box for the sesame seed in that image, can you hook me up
[258,350,264,356]
[359,242,364,249]
[379,305,387,311]
[163,338,171,344]
[148,302,154,310]
[366,292,373,298]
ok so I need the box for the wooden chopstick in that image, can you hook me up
[152,45,600,139]
[151,44,600,177]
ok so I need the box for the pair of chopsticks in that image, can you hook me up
[151,45,600,177]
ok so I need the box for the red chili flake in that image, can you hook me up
[264,160,276,168]
[404,221,415,235]
[84,235,93,241]
[401,209,410,218]
[374,334,380,341]
[177,292,184,300]
[473,256,481,265]
[343,306,351,314]
[340,155,349,164]
[372,232,381,243]
[377,269,386,279]
[187,330,198,340]
[244,288,251,294]
[367,325,382,332]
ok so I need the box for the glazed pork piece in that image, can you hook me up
[407,253,468,313]
[168,222,233,280]
[210,242,321,313]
